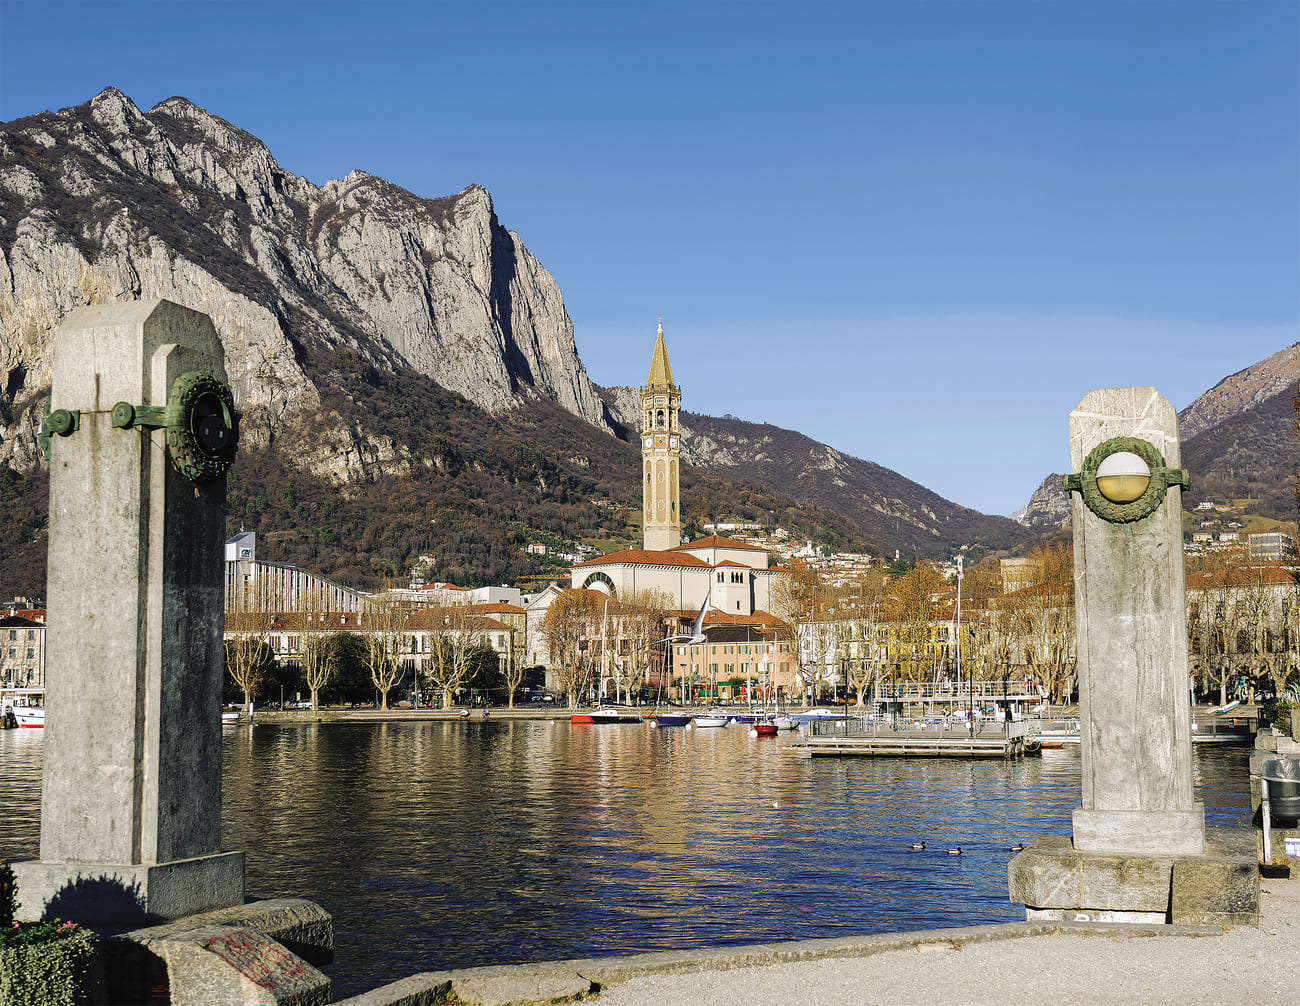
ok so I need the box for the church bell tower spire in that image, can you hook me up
[641,320,682,551]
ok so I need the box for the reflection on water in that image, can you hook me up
[1,722,1252,998]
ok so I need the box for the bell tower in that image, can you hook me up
[641,320,681,551]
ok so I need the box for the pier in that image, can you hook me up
[788,717,1032,758]
[790,731,1029,758]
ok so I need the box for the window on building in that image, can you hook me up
[26,630,34,640]
[6,631,13,640]
[710,663,718,674]
[26,649,34,660]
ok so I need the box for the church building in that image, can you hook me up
[569,322,781,618]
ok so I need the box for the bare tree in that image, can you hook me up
[1001,544,1076,704]
[224,578,281,714]
[361,593,406,710]
[771,560,824,702]
[610,588,672,703]
[542,589,604,708]
[501,624,525,708]
[299,589,339,710]
[424,604,486,708]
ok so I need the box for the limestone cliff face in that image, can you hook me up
[1008,475,1071,530]
[0,88,609,479]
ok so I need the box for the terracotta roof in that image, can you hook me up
[0,615,43,628]
[714,560,750,568]
[573,549,709,569]
[674,534,764,551]
[404,610,511,631]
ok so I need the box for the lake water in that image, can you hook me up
[0,721,1253,999]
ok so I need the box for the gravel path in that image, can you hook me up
[594,877,1298,1006]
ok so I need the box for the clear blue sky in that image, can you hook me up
[2,1,1296,516]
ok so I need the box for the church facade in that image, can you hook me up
[568,323,781,619]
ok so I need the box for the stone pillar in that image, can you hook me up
[14,300,244,927]
[1068,386,1204,855]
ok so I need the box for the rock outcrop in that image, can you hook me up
[1008,474,1071,530]
[1178,343,1300,441]
[0,88,609,479]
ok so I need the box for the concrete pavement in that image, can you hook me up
[337,874,1296,1006]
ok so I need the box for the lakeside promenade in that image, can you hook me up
[342,875,1296,1005]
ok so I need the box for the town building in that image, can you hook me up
[1,611,46,694]
[224,531,363,613]
[1248,531,1296,563]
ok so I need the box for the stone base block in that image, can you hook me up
[12,851,244,928]
[1072,805,1206,855]
[101,899,332,1006]
[1008,826,1258,926]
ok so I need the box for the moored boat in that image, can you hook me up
[11,704,44,728]
[788,707,853,724]
[573,706,643,724]
[753,720,778,736]
[692,714,729,728]
[649,711,691,727]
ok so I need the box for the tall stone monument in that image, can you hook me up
[1009,386,1258,925]
[14,300,244,926]
[1068,387,1203,855]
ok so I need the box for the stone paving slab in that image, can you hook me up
[332,918,1223,1006]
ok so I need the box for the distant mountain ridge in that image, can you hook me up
[3,87,1286,584]
[600,387,1033,555]
[1011,345,1300,529]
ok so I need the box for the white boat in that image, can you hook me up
[221,710,240,726]
[692,714,729,728]
[773,715,798,731]
[788,707,853,723]
[11,704,44,728]
[588,706,644,724]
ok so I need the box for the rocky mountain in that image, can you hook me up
[1011,346,1300,529]
[601,387,1033,555]
[1179,344,1300,442]
[0,88,612,483]
[1008,474,1071,530]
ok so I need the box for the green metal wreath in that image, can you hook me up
[1063,436,1189,524]
[164,371,238,482]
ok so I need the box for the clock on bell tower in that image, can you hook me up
[641,320,681,551]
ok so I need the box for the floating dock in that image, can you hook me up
[789,730,1029,759]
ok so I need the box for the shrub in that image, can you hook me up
[0,861,15,929]
[1261,700,1294,733]
[0,926,98,1006]
[0,862,100,1006]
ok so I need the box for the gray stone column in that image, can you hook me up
[14,300,243,926]
[1069,386,1204,855]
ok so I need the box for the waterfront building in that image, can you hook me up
[0,612,46,693]
[224,531,363,613]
